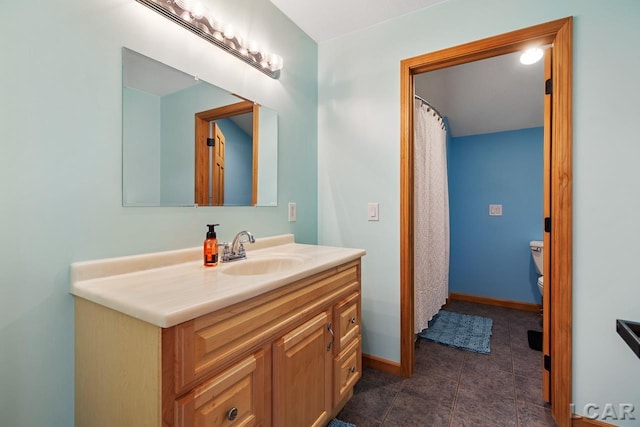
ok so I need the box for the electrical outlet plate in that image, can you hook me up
[489,204,503,216]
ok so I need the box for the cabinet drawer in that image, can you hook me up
[333,337,361,405]
[175,351,265,427]
[334,292,360,353]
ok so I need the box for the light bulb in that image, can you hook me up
[520,47,543,65]
[223,24,235,40]
[248,40,260,54]
[269,54,283,71]
[191,2,205,19]
[173,0,188,10]
[208,15,222,32]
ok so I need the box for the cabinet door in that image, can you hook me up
[175,351,265,427]
[273,310,332,427]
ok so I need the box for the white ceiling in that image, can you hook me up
[415,52,545,137]
[269,0,545,136]
[269,0,447,43]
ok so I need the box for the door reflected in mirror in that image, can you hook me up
[122,48,278,207]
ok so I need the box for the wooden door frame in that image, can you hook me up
[194,100,259,206]
[399,17,573,426]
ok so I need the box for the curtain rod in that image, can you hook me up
[414,95,446,131]
[414,95,445,121]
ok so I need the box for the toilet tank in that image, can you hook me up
[529,240,543,274]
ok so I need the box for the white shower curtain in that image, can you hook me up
[414,98,450,334]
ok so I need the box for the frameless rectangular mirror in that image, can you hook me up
[122,48,278,207]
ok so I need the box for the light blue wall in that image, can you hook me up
[318,0,640,423]
[3,0,640,424]
[122,87,161,205]
[160,82,238,205]
[257,106,278,206]
[448,128,543,305]
[216,118,253,206]
[0,0,317,425]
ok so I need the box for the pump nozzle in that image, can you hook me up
[207,224,219,239]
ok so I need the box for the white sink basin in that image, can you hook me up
[220,255,309,276]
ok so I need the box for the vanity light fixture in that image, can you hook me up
[134,0,283,79]
[520,47,543,65]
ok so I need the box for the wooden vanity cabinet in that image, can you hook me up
[75,259,362,427]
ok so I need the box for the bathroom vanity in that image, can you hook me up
[71,235,365,427]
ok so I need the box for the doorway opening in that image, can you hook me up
[399,17,573,426]
[194,100,259,206]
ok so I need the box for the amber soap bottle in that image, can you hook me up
[204,224,219,267]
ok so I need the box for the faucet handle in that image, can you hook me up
[218,242,230,254]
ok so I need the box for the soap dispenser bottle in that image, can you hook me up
[204,224,219,267]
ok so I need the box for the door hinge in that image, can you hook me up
[544,217,551,233]
[545,78,553,95]
[207,137,215,147]
[544,355,551,372]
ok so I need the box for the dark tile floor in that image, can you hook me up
[337,300,557,427]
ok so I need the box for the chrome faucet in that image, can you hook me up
[220,230,255,262]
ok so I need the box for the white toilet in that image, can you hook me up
[529,240,544,295]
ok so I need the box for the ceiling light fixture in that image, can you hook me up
[134,0,283,79]
[520,47,543,65]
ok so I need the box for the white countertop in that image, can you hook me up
[70,234,365,328]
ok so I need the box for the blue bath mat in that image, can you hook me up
[328,419,356,427]
[418,310,493,354]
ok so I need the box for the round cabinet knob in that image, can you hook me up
[227,407,238,421]
[349,366,356,374]
[350,317,357,324]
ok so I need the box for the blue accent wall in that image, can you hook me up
[216,118,253,206]
[448,127,543,304]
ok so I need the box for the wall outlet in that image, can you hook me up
[288,202,297,222]
[489,204,503,216]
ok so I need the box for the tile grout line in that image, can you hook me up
[509,318,521,427]
[377,377,404,425]
[448,351,467,427]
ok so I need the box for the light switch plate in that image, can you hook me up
[288,202,296,222]
[489,204,503,216]
[368,203,379,221]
